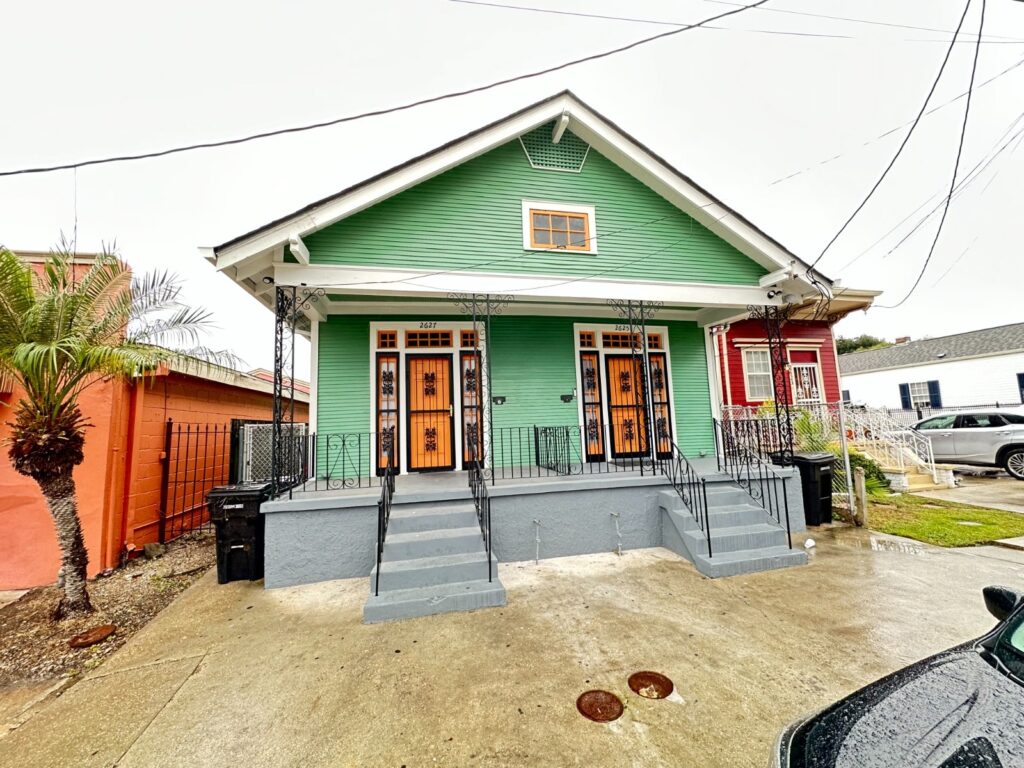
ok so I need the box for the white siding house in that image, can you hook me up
[839,323,1024,409]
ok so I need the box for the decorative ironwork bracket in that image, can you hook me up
[747,303,795,462]
[449,293,515,483]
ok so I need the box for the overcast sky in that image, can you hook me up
[2,0,1022,377]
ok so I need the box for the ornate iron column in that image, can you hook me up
[449,292,513,484]
[608,299,663,473]
[748,304,795,463]
[271,285,325,497]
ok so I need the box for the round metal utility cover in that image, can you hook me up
[576,690,624,722]
[628,671,674,699]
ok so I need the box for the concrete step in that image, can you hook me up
[705,504,771,528]
[683,523,788,557]
[363,579,507,623]
[704,484,753,508]
[691,545,808,578]
[371,551,498,592]
[387,503,478,535]
[382,527,484,561]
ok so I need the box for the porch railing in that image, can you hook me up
[467,442,493,583]
[714,419,792,548]
[661,441,712,557]
[373,445,396,597]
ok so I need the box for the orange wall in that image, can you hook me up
[0,378,129,589]
[0,372,307,590]
[123,373,307,551]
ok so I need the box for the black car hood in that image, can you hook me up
[786,645,1024,768]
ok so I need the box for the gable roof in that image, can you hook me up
[840,322,1024,375]
[207,91,829,290]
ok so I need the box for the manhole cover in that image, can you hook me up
[576,690,624,722]
[628,671,674,699]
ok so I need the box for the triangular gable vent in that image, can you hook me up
[519,121,590,173]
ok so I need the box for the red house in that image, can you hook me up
[711,293,878,409]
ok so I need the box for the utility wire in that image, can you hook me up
[769,52,1024,186]
[0,0,769,178]
[449,0,855,39]
[834,108,1024,274]
[870,113,1023,275]
[879,0,986,309]
[707,0,1023,42]
[804,0,975,274]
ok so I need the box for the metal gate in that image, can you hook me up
[158,420,232,543]
[238,421,307,484]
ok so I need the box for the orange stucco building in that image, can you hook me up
[0,364,308,590]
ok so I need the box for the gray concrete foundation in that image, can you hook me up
[262,467,807,588]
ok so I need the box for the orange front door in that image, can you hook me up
[605,355,648,458]
[407,355,455,471]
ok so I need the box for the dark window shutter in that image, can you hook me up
[927,380,942,408]
[1018,373,1024,402]
[899,383,911,409]
[842,389,851,403]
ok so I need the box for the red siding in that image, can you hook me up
[716,319,841,406]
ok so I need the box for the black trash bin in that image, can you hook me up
[207,483,272,583]
[791,452,834,526]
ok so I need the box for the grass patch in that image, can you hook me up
[869,493,1024,547]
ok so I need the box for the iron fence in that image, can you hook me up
[158,420,231,544]
[862,402,1024,427]
[714,419,792,548]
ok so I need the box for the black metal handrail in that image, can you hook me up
[374,445,396,596]
[660,441,712,557]
[714,419,792,549]
[467,442,493,582]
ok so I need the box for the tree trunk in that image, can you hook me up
[37,473,93,617]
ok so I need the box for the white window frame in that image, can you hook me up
[521,200,598,254]
[742,348,774,402]
[908,381,932,408]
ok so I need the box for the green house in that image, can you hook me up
[207,92,825,620]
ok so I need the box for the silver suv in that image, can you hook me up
[913,410,1024,480]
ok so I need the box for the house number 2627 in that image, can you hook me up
[419,321,437,329]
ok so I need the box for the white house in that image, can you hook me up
[839,322,1024,410]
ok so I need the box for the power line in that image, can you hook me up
[449,0,856,39]
[834,108,1024,274]
[804,0,976,274]
[876,112,1024,264]
[0,0,769,179]
[879,0,986,309]
[769,52,1024,186]
[707,0,1023,42]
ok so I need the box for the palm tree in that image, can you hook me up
[0,244,231,618]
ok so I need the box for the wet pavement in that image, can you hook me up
[2,526,1024,768]
[917,473,1024,514]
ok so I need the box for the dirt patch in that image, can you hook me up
[0,531,214,687]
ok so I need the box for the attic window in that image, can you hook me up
[522,201,597,253]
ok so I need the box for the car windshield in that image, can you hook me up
[992,609,1024,685]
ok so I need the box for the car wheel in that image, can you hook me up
[1005,448,1024,481]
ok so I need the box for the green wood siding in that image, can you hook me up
[316,314,714,460]
[304,132,766,286]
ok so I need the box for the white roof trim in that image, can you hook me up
[210,92,822,291]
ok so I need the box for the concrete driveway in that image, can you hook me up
[3,527,1024,768]
[918,472,1024,514]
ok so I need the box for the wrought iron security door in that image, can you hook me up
[406,355,455,471]
[605,355,649,458]
[460,351,484,468]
